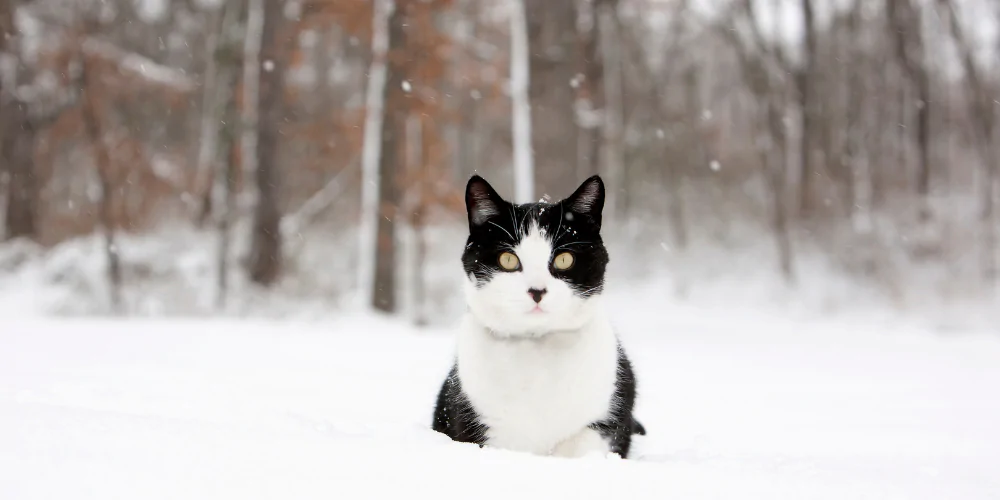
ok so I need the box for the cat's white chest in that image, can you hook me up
[456,315,619,455]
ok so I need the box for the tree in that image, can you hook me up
[887,0,931,221]
[797,0,817,214]
[246,0,287,286]
[358,0,391,308]
[509,0,534,204]
[938,0,998,287]
[574,0,602,183]
[597,0,624,218]
[371,0,409,312]
[200,0,244,307]
[718,0,797,283]
[0,0,39,241]
[525,0,577,197]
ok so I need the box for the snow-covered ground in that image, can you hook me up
[2,302,999,500]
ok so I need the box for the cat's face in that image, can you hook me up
[461,175,609,338]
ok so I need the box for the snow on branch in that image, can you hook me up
[81,38,195,92]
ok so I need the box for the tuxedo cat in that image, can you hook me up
[432,174,645,459]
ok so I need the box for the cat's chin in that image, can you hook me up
[466,301,601,340]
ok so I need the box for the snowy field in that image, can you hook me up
[2,301,1000,500]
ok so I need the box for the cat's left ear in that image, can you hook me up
[465,175,506,229]
[562,175,605,228]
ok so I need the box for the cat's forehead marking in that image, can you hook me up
[513,221,554,288]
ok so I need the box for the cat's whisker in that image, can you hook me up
[554,241,594,252]
[554,204,564,245]
[508,205,520,240]
[487,221,515,242]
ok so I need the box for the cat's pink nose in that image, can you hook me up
[527,288,547,303]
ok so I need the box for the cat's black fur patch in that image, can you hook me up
[588,342,645,458]
[461,175,609,297]
[431,365,488,446]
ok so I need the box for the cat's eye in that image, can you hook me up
[553,252,574,271]
[498,252,520,271]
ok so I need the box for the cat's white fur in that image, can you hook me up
[457,223,619,457]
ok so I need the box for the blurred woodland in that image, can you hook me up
[1,0,999,323]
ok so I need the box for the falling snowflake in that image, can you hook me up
[709,160,721,172]
[656,129,665,139]
[570,73,584,88]
[402,80,412,92]
[263,60,275,72]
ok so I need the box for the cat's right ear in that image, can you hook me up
[465,175,505,229]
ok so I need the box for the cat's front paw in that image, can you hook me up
[550,428,610,459]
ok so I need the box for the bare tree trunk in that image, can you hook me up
[575,0,602,182]
[211,1,243,308]
[797,0,816,215]
[846,0,873,238]
[597,0,624,219]
[372,0,407,313]
[667,64,698,251]
[405,115,428,326]
[1,100,38,241]
[765,97,795,283]
[246,0,285,286]
[510,0,535,203]
[888,0,931,220]
[239,0,264,208]
[915,69,931,221]
[358,0,392,305]
[0,0,38,241]
[525,0,576,197]
[214,109,238,308]
[195,6,224,227]
[80,64,123,313]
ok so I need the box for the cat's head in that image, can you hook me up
[461,175,609,338]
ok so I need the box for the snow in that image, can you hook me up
[135,0,169,24]
[1,304,999,499]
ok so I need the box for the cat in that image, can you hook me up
[431,174,645,459]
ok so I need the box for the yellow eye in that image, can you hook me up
[553,252,574,270]
[498,252,520,271]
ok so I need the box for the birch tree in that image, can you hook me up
[574,0,603,183]
[358,0,392,307]
[509,0,534,204]
[240,0,264,209]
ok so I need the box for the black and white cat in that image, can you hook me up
[432,174,645,459]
